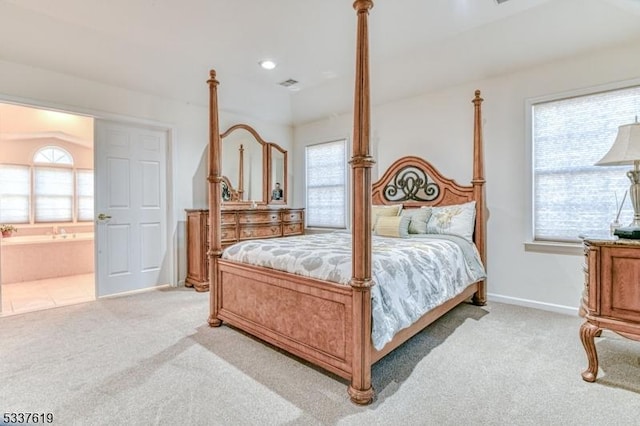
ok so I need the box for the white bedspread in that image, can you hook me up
[222,232,486,350]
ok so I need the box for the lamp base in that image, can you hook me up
[614,227,640,239]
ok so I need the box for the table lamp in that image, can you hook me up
[595,121,640,238]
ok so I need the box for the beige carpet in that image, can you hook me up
[1,287,639,425]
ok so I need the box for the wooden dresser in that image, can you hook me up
[185,207,304,292]
[580,237,640,382]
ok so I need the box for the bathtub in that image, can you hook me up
[1,232,94,245]
[1,232,94,284]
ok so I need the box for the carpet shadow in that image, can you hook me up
[591,336,640,394]
[371,302,488,402]
[191,301,488,420]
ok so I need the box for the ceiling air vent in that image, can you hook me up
[494,0,510,4]
[278,79,298,87]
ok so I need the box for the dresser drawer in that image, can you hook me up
[283,222,303,236]
[282,210,303,223]
[239,211,280,224]
[221,212,236,225]
[219,226,237,242]
[239,224,281,240]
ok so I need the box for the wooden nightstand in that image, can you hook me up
[580,237,640,382]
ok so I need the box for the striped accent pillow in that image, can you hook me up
[375,215,410,238]
[371,204,402,230]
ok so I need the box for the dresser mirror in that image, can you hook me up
[268,143,287,205]
[220,124,268,204]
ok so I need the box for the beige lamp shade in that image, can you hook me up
[596,123,640,166]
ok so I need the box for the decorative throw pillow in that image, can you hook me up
[401,207,432,234]
[374,215,410,238]
[426,201,476,241]
[371,204,402,230]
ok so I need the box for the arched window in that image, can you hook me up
[33,146,74,165]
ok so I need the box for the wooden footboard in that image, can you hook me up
[216,258,482,379]
[217,259,354,379]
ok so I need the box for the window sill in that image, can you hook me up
[524,241,583,256]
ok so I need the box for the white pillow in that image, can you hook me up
[375,215,410,238]
[371,204,402,230]
[426,201,476,241]
[401,207,432,234]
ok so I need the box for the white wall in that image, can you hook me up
[0,60,293,285]
[293,40,640,314]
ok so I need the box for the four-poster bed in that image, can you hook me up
[206,0,486,405]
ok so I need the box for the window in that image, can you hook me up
[0,146,94,224]
[305,139,348,228]
[0,164,30,223]
[532,85,640,243]
[34,166,74,222]
[76,169,94,222]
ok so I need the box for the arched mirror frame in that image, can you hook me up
[267,142,288,205]
[220,123,269,206]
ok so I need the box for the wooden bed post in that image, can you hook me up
[238,144,244,201]
[471,90,487,306]
[348,0,375,405]
[207,69,223,327]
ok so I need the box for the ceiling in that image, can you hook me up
[1,0,640,126]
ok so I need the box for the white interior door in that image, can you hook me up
[95,120,169,297]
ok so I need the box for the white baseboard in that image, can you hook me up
[99,284,173,299]
[488,293,579,317]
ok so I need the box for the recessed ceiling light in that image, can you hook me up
[259,60,277,70]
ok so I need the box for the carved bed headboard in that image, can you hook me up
[372,156,474,208]
[371,151,486,264]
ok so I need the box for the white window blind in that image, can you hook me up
[532,86,640,242]
[34,166,74,222]
[76,169,94,222]
[306,139,347,228]
[0,164,30,223]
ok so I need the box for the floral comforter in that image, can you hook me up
[222,232,486,350]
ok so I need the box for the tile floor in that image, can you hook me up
[1,273,95,316]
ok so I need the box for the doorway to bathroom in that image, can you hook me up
[0,102,96,315]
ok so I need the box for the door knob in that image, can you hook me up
[97,213,112,221]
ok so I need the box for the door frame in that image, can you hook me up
[0,92,178,294]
